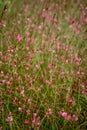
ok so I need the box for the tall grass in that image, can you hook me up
[0,0,87,130]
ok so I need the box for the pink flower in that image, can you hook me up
[21,88,24,96]
[6,81,11,85]
[58,111,71,121]
[75,58,81,65]
[72,115,78,121]
[31,24,35,28]
[46,108,52,116]
[45,80,51,85]
[16,34,23,42]
[18,107,22,112]
[66,96,75,106]
[65,115,71,120]
[26,109,30,116]
[6,113,13,123]
[32,113,41,127]
[47,16,53,22]
[82,90,87,95]
[48,64,54,69]
[61,71,65,75]
[61,112,67,117]
[51,83,55,89]
[42,9,46,18]
[24,120,29,125]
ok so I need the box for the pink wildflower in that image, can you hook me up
[26,109,30,116]
[24,120,29,125]
[72,115,78,121]
[58,111,71,121]
[45,80,51,85]
[16,34,23,42]
[6,113,13,123]
[46,108,52,117]
[18,107,22,112]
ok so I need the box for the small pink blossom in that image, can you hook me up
[58,111,71,121]
[48,64,54,69]
[31,23,35,28]
[45,80,51,85]
[24,120,29,125]
[82,90,87,95]
[61,71,65,75]
[47,16,53,22]
[6,81,11,85]
[6,113,13,123]
[16,34,23,42]
[26,98,31,103]
[61,112,67,117]
[75,58,81,65]
[66,96,75,106]
[18,107,22,111]
[26,109,30,116]
[9,88,13,95]
[72,115,78,121]
[46,108,52,117]
[21,89,25,97]
[0,61,2,64]
[42,9,46,18]
[32,113,41,127]
[51,83,55,89]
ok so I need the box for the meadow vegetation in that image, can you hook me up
[0,0,87,129]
